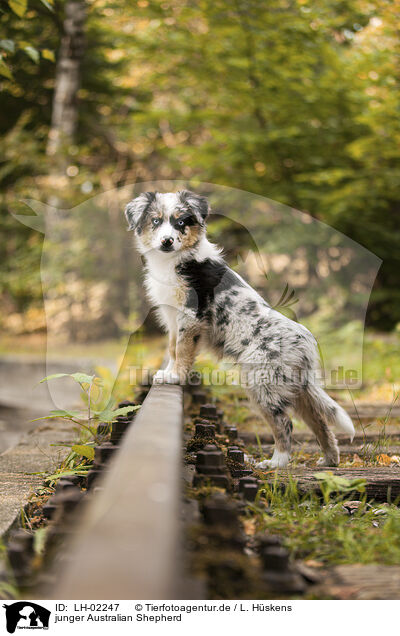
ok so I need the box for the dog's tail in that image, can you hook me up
[301,383,355,441]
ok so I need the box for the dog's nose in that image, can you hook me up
[161,236,174,247]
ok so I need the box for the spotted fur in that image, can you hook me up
[125,190,354,468]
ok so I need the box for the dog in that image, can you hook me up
[125,190,354,468]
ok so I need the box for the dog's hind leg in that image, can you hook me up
[246,373,295,469]
[295,389,340,467]
[250,399,293,469]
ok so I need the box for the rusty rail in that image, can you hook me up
[49,383,183,599]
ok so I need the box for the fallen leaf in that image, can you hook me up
[304,559,324,568]
[350,453,364,467]
[242,519,257,536]
[376,453,392,466]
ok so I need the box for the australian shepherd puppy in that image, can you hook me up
[125,190,354,468]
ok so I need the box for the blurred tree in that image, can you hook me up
[311,0,400,329]
[46,0,86,160]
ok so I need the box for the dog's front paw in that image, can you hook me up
[152,369,180,385]
[316,455,339,467]
[256,459,279,470]
[256,452,290,470]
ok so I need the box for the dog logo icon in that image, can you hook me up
[3,602,51,633]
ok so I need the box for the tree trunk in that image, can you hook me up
[46,0,86,159]
[45,1,86,342]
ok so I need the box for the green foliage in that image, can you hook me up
[33,527,47,556]
[314,471,366,503]
[8,0,28,19]
[98,404,140,422]
[0,0,55,81]
[71,444,95,460]
[39,372,97,385]
[0,56,13,78]
[43,469,88,482]
[33,368,139,484]
[36,371,140,445]
[0,0,399,332]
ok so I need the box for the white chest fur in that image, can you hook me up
[144,251,186,311]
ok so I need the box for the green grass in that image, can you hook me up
[361,331,400,389]
[247,479,400,566]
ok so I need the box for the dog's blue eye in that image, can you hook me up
[152,218,161,227]
[177,220,185,227]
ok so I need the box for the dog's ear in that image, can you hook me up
[179,190,210,223]
[125,192,156,232]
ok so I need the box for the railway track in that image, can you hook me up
[4,379,400,600]
[50,383,184,599]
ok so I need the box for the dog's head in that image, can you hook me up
[125,190,210,255]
